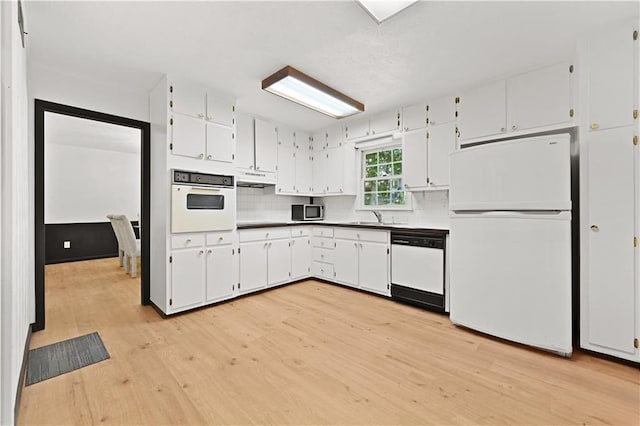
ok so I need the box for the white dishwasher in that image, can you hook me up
[391,231,446,313]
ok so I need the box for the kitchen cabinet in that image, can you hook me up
[205,245,235,303]
[277,129,312,195]
[236,116,277,184]
[358,241,390,295]
[312,143,356,196]
[291,229,311,280]
[325,147,344,194]
[206,122,234,163]
[312,227,335,280]
[239,228,292,293]
[334,240,359,287]
[206,91,235,127]
[276,144,296,194]
[170,248,205,311]
[508,62,573,132]
[427,96,456,126]
[345,109,401,140]
[402,129,428,190]
[428,122,457,188]
[326,125,344,149]
[402,102,429,131]
[311,148,327,194]
[238,241,268,294]
[267,239,292,286]
[254,118,278,173]
[457,80,506,141]
[584,25,635,132]
[170,80,206,119]
[171,114,205,159]
[235,114,256,170]
[295,143,313,194]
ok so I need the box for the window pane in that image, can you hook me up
[379,150,392,163]
[393,162,402,175]
[377,179,390,192]
[392,148,402,162]
[392,191,405,205]
[391,179,402,191]
[364,193,376,206]
[366,166,378,178]
[377,192,390,205]
[365,152,378,166]
[364,181,375,192]
[378,164,392,176]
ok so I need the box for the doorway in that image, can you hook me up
[34,100,151,332]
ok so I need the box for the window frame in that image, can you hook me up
[357,143,412,211]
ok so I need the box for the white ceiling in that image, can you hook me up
[26,1,638,133]
[45,112,141,154]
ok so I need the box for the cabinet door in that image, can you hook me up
[345,118,370,140]
[172,114,205,159]
[428,122,457,188]
[255,118,278,172]
[239,241,267,294]
[334,240,358,287]
[267,239,291,286]
[277,126,296,151]
[457,80,506,141]
[235,114,255,170]
[171,249,205,310]
[326,147,344,194]
[295,146,313,194]
[402,129,428,190]
[586,25,635,131]
[291,237,311,279]
[205,246,235,302]
[326,125,343,149]
[403,102,429,131]
[583,126,636,356]
[171,81,206,119]
[358,241,389,296]
[428,96,456,125]
[312,151,327,195]
[206,122,234,163]
[276,147,296,194]
[206,92,234,127]
[341,143,358,195]
[370,110,400,136]
[509,62,572,132]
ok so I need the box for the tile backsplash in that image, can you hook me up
[237,186,450,229]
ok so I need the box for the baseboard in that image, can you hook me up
[14,326,32,423]
[46,253,118,265]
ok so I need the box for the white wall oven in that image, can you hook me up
[171,169,235,233]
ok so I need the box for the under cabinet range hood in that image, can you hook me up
[236,179,275,189]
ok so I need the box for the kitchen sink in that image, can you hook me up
[347,221,388,226]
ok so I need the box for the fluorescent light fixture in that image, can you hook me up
[356,0,419,24]
[262,66,364,119]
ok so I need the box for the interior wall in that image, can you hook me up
[1,1,32,424]
[45,143,140,223]
[236,187,308,222]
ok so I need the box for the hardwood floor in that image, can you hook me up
[19,258,640,425]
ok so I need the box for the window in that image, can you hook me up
[362,146,407,207]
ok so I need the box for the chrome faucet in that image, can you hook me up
[372,210,383,224]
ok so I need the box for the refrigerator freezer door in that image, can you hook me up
[449,134,571,211]
[449,211,572,355]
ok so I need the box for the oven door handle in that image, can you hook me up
[185,187,222,195]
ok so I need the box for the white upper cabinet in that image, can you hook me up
[345,118,370,140]
[254,118,278,172]
[277,126,296,151]
[206,91,234,127]
[295,144,313,194]
[402,129,428,190]
[276,147,296,194]
[171,114,206,159]
[508,62,573,132]
[402,102,429,131]
[325,147,344,194]
[235,114,255,170]
[427,96,456,126]
[457,80,507,141]
[428,122,457,188]
[326,125,343,149]
[369,110,401,136]
[206,122,234,163]
[170,81,206,119]
[312,148,327,194]
[585,25,636,131]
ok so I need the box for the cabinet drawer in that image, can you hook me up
[334,228,388,243]
[290,227,310,238]
[239,228,290,242]
[313,227,334,237]
[313,237,334,249]
[206,231,235,246]
[313,247,334,264]
[171,234,205,249]
[312,262,334,279]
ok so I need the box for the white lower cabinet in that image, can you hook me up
[170,248,205,311]
[239,241,268,294]
[205,246,236,303]
[291,236,311,280]
[268,239,292,287]
[358,241,390,295]
[334,240,359,287]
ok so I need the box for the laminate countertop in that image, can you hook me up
[236,221,449,235]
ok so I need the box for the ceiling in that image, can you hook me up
[26,1,638,133]
[45,112,141,154]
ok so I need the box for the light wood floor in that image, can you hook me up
[19,258,640,425]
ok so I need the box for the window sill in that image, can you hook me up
[356,205,413,212]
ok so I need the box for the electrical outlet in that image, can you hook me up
[63,241,71,249]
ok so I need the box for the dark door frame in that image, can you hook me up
[34,99,151,332]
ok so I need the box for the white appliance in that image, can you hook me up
[449,134,573,356]
[171,169,235,233]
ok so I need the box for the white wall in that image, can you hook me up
[237,186,308,223]
[1,1,32,424]
[45,143,140,223]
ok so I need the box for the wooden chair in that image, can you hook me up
[107,214,141,277]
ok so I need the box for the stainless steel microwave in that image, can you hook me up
[291,204,324,221]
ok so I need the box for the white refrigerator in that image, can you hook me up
[449,134,573,356]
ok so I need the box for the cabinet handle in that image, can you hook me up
[186,239,191,243]
[264,243,268,248]
[359,243,363,248]
[250,165,254,169]
[207,154,212,160]
[500,127,505,133]
[357,233,360,238]
[207,115,212,120]
[590,224,599,232]
[218,237,224,241]
[354,242,357,247]
[404,127,409,131]
[590,123,599,130]
[198,113,204,118]
[199,250,204,255]
[198,153,204,159]
[207,249,212,254]
[268,242,272,248]
[511,125,517,131]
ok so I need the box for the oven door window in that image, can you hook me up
[186,194,225,210]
